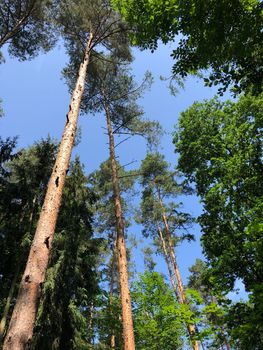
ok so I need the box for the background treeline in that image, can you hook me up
[0,0,262,350]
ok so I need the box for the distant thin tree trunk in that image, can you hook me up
[157,224,178,297]
[0,268,19,343]
[221,327,231,350]
[104,99,135,350]
[157,189,199,350]
[3,33,94,350]
[87,301,94,343]
[224,338,231,350]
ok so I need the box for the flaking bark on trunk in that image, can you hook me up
[3,33,93,350]
[104,99,135,350]
[157,189,199,350]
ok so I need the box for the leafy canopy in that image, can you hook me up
[174,93,263,347]
[132,271,184,350]
[112,0,263,94]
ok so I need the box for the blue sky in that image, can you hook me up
[0,42,239,292]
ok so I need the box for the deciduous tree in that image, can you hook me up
[112,0,263,94]
[174,93,263,348]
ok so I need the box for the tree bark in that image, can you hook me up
[157,189,199,350]
[157,224,178,298]
[109,241,117,349]
[3,33,93,350]
[104,100,135,350]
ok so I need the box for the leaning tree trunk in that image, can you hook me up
[3,33,93,350]
[104,100,135,350]
[157,224,178,297]
[157,189,199,350]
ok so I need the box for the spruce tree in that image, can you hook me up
[0,138,57,343]
[32,157,100,350]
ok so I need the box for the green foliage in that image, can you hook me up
[138,153,194,244]
[64,53,162,151]
[174,93,263,347]
[59,0,132,85]
[88,158,135,240]
[142,246,156,272]
[0,138,57,339]
[94,292,123,350]
[112,0,263,94]
[132,271,184,350]
[226,298,263,349]
[0,0,57,60]
[186,259,234,349]
[0,136,17,182]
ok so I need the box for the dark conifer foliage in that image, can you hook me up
[0,138,57,342]
[0,0,57,60]
[32,158,101,350]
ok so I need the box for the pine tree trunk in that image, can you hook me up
[157,190,199,350]
[3,33,93,350]
[157,225,178,298]
[109,243,117,349]
[104,101,135,350]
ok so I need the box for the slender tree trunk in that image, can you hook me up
[157,189,199,350]
[104,101,135,350]
[157,224,178,298]
[221,328,231,350]
[109,242,117,349]
[224,338,231,350]
[87,301,94,343]
[3,33,93,350]
[0,269,19,343]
